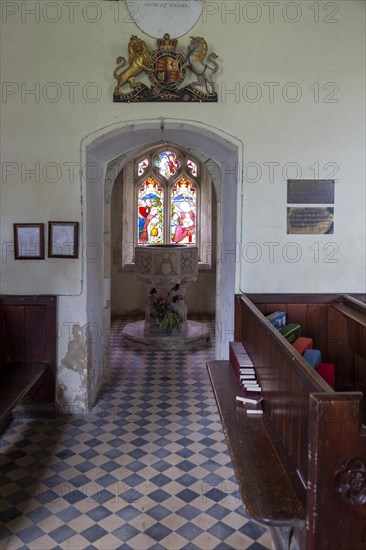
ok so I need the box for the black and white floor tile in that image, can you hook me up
[0,318,273,549]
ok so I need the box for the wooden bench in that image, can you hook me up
[0,363,47,430]
[208,293,366,550]
[0,295,57,432]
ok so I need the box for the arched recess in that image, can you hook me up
[111,142,216,318]
[82,119,242,406]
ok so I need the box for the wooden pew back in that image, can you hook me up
[235,294,330,487]
[234,294,366,550]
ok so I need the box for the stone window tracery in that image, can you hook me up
[119,144,213,269]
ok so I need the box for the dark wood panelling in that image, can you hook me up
[264,303,288,316]
[354,353,366,425]
[2,306,25,361]
[0,296,57,403]
[245,293,343,304]
[307,304,328,356]
[287,303,308,335]
[328,306,351,388]
[347,317,366,361]
[307,394,366,550]
[25,306,49,361]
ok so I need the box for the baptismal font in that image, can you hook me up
[122,245,210,349]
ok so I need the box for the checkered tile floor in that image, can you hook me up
[0,318,273,549]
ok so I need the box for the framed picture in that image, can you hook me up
[48,221,79,258]
[13,223,45,260]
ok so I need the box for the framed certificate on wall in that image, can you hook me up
[48,221,79,259]
[13,223,45,260]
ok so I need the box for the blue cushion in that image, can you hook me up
[304,349,321,369]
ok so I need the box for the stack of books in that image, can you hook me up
[229,342,264,416]
[229,341,253,382]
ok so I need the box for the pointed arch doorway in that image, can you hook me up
[83,119,241,405]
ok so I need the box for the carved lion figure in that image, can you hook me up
[113,35,151,94]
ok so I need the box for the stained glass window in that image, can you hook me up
[154,151,181,180]
[137,158,149,177]
[170,178,197,244]
[187,159,198,177]
[135,149,201,250]
[138,177,164,244]
[122,146,213,268]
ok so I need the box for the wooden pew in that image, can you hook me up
[0,363,47,429]
[208,294,366,550]
[0,295,57,431]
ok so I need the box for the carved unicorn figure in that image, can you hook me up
[182,36,219,94]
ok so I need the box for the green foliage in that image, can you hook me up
[160,311,181,333]
[150,284,182,334]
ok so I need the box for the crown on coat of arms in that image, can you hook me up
[157,33,178,51]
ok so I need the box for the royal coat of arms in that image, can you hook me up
[113,33,219,102]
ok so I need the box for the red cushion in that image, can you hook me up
[316,362,335,388]
[293,337,313,355]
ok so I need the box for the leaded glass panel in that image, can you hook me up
[138,177,164,244]
[170,178,197,244]
[137,158,149,177]
[187,159,198,177]
[154,151,181,180]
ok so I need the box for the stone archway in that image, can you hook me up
[82,119,242,406]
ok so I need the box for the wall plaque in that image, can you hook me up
[126,0,204,39]
[287,180,335,204]
[287,207,334,234]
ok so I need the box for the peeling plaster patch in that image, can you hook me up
[57,324,88,412]
[87,335,105,409]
